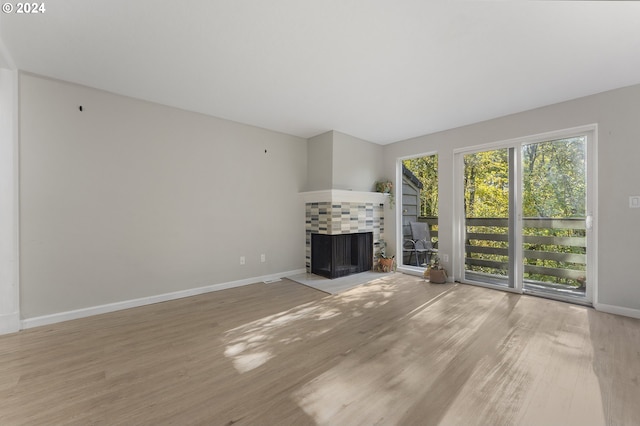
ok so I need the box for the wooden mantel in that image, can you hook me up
[299,189,389,205]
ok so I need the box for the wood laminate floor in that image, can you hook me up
[1,274,639,425]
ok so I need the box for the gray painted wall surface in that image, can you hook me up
[306,131,333,191]
[19,74,308,318]
[332,131,383,192]
[16,73,640,319]
[383,83,640,311]
[306,130,383,191]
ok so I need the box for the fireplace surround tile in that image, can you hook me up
[305,201,385,272]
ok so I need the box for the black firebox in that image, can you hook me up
[311,232,373,279]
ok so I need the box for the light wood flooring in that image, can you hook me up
[1,273,639,425]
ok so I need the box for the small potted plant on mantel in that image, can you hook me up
[375,239,395,272]
[375,180,394,208]
[425,254,447,284]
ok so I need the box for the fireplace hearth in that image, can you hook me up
[311,232,373,279]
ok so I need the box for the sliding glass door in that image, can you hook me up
[521,137,588,300]
[457,128,595,304]
[463,148,515,288]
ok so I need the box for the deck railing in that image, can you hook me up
[417,216,586,285]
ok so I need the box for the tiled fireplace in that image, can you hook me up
[300,190,388,277]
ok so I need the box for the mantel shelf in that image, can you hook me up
[299,189,389,204]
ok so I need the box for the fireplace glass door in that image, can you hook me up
[311,232,373,279]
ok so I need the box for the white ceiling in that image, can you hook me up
[2,1,640,144]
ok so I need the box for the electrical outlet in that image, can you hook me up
[240,256,246,265]
[261,254,266,263]
[441,254,449,263]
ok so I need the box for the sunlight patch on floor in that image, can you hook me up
[293,333,434,425]
[222,279,401,374]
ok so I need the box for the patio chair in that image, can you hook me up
[403,221,437,266]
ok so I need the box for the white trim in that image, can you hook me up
[523,289,592,307]
[0,69,20,336]
[397,266,424,277]
[0,313,20,335]
[395,151,438,270]
[396,150,439,162]
[594,302,640,320]
[299,189,388,205]
[395,158,404,268]
[452,152,465,282]
[451,124,600,155]
[459,280,522,295]
[21,268,306,330]
[586,126,598,305]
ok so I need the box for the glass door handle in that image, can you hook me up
[586,215,593,230]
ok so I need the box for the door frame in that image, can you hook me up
[395,151,438,274]
[453,124,598,305]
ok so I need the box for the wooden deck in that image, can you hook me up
[414,216,588,287]
[1,274,639,425]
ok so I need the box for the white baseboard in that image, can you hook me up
[21,268,306,330]
[396,266,424,277]
[0,312,21,335]
[594,302,640,320]
[18,269,639,330]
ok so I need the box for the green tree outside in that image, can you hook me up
[403,137,586,288]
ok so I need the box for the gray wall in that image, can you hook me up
[332,131,383,191]
[306,131,333,191]
[383,83,640,312]
[306,130,383,191]
[19,74,308,318]
[19,72,640,320]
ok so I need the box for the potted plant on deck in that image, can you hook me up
[375,239,395,272]
[425,254,447,284]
